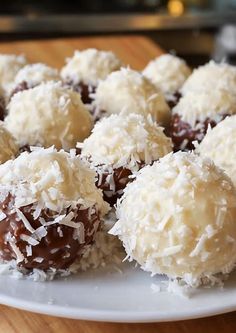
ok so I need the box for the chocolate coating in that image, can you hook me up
[96,166,133,206]
[0,96,5,121]
[167,91,182,109]
[168,113,229,151]
[10,81,30,100]
[0,195,100,270]
[65,80,95,105]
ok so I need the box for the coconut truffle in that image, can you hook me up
[11,63,60,97]
[168,90,236,151]
[0,147,109,271]
[143,54,191,106]
[92,68,170,125]
[0,54,27,96]
[79,113,172,205]
[181,61,236,96]
[61,49,122,104]
[0,121,18,163]
[110,152,236,286]
[198,115,236,186]
[5,81,93,150]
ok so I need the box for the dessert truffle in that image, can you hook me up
[0,147,109,271]
[11,63,60,97]
[92,68,170,125]
[79,113,172,205]
[143,54,191,107]
[0,121,18,163]
[5,81,93,150]
[181,61,236,96]
[61,49,122,104]
[198,115,236,186]
[168,90,236,151]
[0,54,27,96]
[110,152,236,286]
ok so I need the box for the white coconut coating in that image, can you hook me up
[5,81,93,150]
[173,90,236,128]
[14,63,60,88]
[198,115,236,186]
[181,61,236,95]
[110,152,236,286]
[0,54,27,95]
[60,49,122,86]
[0,121,18,164]
[93,68,170,126]
[0,146,109,216]
[143,54,191,97]
[80,113,173,172]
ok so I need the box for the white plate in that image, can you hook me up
[1,262,236,322]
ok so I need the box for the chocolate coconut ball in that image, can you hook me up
[143,54,191,108]
[181,61,236,96]
[111,152,236,287]
[0,54,27,97]
[79,113,172,205]
[92,68,170,125]
[60,49,122,104]
[0,121,18,163]
[168,90,236,151]
[11,63,60,98]
[0,147,109,271]
[5,81,93,150]
[198,115,236,186]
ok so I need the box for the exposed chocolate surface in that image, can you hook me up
[0,195,100,270]
[167,91,182,109]
[65,80,95,105]
[167,113,229,151]
[18,144,32,154]
[10,81,30,100]
[96,166,133,206]
[0,97,5,121]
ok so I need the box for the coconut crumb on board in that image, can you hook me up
[0,210,125,282]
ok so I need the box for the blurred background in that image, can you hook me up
[0,0,236,66]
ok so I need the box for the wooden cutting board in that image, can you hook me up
[0,35,236,333]
[0,35,164,71]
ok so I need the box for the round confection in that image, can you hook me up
[80,113,173,205]
[5,81,93,150]
[198,115,236,186]
[110,152,236,286]
[60,49,122,104]
[0,121,18,163]
[181,61,236,96]
[11,63,60,97]
[92,68,170,125]
[168,90,236,151]
[0,147,109,271]
[0,54,27,96]
[143,54,191,106]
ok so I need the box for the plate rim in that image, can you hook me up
[1,292,236,322]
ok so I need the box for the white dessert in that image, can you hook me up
[93,68,170,125]
[111,151,236,286]
[5,81,93,149]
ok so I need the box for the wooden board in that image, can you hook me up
[0,35,164,71]
[0,35,236,333]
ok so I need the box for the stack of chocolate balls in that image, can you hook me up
[0,48,236,288]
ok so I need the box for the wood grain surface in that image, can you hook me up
[0,35,164,71]
[0,35,235,332]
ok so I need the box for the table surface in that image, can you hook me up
[0,35,236,333]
